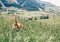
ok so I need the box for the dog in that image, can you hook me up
[12,13,25,31]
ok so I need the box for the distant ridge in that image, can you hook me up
[0,0,60,12]
[1,0,45,11]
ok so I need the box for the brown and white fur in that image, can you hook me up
[12,13,25,31]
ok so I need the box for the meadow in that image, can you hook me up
[0,14,60,42]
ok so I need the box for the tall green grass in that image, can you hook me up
[0,15,60,42]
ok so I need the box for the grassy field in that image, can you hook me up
[0,14,60,42]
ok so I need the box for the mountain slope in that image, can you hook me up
[0,0,60,15]
[1,0,45,11]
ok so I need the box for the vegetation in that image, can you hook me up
[0,14,60,42]
[0,0,60,42]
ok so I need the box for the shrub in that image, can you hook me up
[40,15,49,19]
